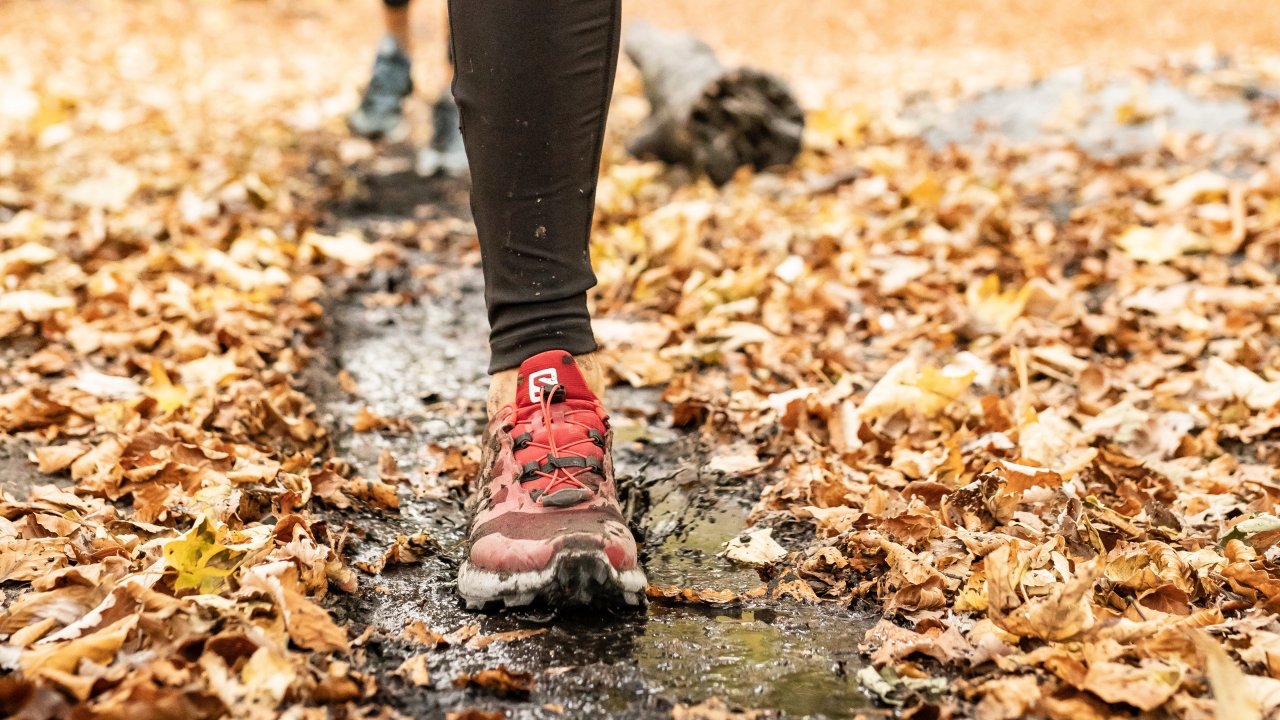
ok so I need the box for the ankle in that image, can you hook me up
[487,368,518,418]
[571,351,609,399]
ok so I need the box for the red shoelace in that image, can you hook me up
[509,383,607,502]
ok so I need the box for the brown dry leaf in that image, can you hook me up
[356,531,436,574]
[985,542,1102,642]
[353,406,413,434]
[1204,358,1280,411]
[1080,658,1183,711]
[0,290,75,320]
[0,539,67,582]
[1105,541,1194,595]
[343,476,401,511]
[467,629,548,650]
[1190,630,1263,720]
[452,667,534,699]
[337,370,361,395]
[1115,225,1209,264]
[236,645,298,707]
[860,618,972,666]
[444,624,481,646]
[646,584,740,606]
[403,620,448,648]
[21,615,137,676]
[445,711,506,720]
[303,230,378,268]
[971,674,1040,720]
[33,445,87,473]
[393,654,432,687]
[239,562,349,653]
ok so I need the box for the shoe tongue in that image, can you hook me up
[515,350,594,408]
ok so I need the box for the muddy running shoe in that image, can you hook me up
[457,350,646,609]
[347,36,413,140]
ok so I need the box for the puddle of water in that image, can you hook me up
[629,605,869,718]
[313,261,877,718]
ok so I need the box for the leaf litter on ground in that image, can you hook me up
[3,0,1280,718]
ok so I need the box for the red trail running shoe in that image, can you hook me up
[457,350,646,608]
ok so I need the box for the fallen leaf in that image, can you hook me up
[393,655,432,687]
[353,406,412,433]
[163,517,245,594]
[721,528,787,567]
[1115,225,1209,264]
[858,357,976,420]
[239,562,349,653]
[0,290,74,320]
[466,629,548,650]
[985,542,1102,642]
[33,444,86,473]
[966,274,1030,335]
[452,667,533,698]
[646,585,740,606]
[146,361,190,413]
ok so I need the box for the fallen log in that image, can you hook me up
[623,21,805,185]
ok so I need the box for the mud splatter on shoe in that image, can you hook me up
[457,350,646,609]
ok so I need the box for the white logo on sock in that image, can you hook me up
[528,368,558,401]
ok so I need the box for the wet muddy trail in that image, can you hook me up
[304,66,1266,718]
[310,169,877,719]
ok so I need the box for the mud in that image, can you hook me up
[0,440,45,498]
[313,164,876,719]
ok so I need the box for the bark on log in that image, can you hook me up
[623,21,805,185]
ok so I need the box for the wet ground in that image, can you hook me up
[312,168,878,719]
[0,62,1267,719]
[299,65,1280,718]
[908,62,1267,157]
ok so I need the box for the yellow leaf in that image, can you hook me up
[147,361,190,412]
[914,364,977,408]
[906,173,944,208]
[164,517,244,594]
[965,274,1030,334]
[859,357,976,420]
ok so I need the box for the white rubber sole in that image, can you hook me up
[458,550,647,610]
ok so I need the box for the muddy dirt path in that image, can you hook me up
[306,66,1262,718]
[310,169,877,719]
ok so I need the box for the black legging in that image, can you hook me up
[448,0,620,373]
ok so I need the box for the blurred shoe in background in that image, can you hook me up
[417,92,468,177]
[347,35,413,140]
